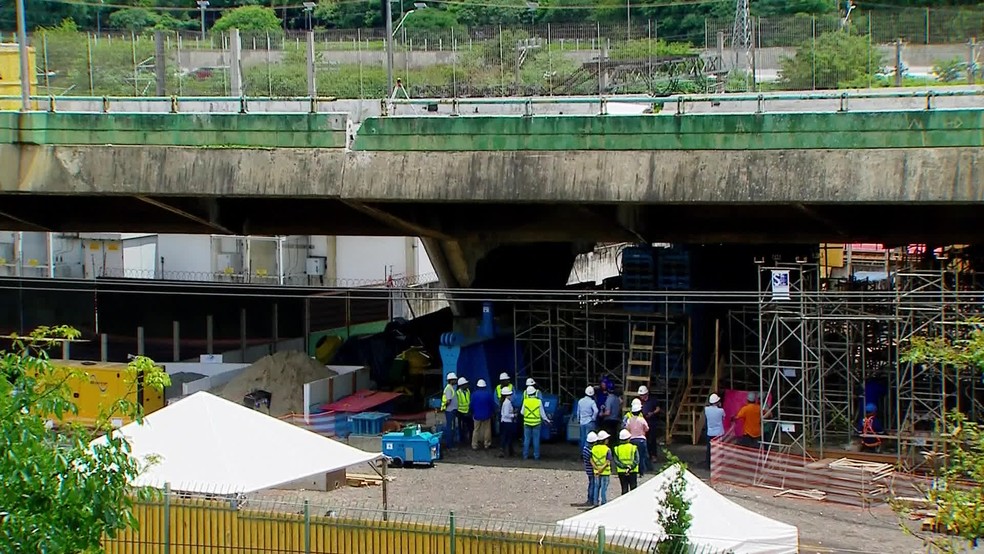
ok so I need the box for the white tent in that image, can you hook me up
[90,391,381,494]
[557,468,798,554]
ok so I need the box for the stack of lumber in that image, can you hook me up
[346,473,395,488]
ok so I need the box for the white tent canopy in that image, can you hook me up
[90,391,381,494]
[557,468,798,554]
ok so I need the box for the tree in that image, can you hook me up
[778,29,883,90]
[0,326,169,554]
[655,451,692,554]
[893,319,984,551]
[403,8,462,31]
[108,8,161,31]
[212,6,282,33]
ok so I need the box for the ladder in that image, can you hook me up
[668,376,714,445]
[623,325,655,402]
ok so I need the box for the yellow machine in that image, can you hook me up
[44,360,166,426]
[0,43,36,110]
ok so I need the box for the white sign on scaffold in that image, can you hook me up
[771,270,791,300]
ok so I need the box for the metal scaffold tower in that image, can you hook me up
[757,262,822,457]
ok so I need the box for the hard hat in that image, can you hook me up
[747,392,757,402]
[619,429,631,441]
[526,386,537,396]
[446,372,457,381]
[501,386,513,396]
[585,386,595,397]
[638,385,649,396]
[476,379,487,388]
[708,393,721,405]
[631,399,642,413]
[526,378,536,387]
[596,430,611,441]
[865,403,877,413]
[458,377,468,386]
[499,372,510,381]
[586,431,599,443]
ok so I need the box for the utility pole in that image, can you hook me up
[731,0,751,75]
[197,0,210,38]
[385,0,395,95]
[16,0,30,111]
[303,2,316,31]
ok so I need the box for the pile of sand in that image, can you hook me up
[212,351,337,417]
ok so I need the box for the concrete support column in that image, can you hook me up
[137,326,145,356]
[46,232,54,278]
[206,314,214,354]
[230,28,242,97]
[100,333,108,362]
[306,31,316,98]
[154,30,166,96]
[62,340,70,360]
[325,236,338,285]
[172,320,180,362]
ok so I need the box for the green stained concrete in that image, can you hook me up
[0,112,347,148]
[353,109,984,151]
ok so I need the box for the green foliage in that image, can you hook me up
[610,39,697,60]
[933,57,965,83]
[0,327,170,554]
[448,0,528,26]
[403,8,462,31]
[655,451,692,554]
[212,6,282,33]
[108,8,160,31]
[314,0,380,29]
[778,30,883,90]
[900,319,984,374]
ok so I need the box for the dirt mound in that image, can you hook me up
[212,351,337,416]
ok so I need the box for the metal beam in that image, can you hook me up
[0,209,50,231]
[135,196,234,235]
[341,200,454,241]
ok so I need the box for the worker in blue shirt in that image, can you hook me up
[471,379,497,450]
[576,386,599,450]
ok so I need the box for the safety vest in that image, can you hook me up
[495,384,504,403]
[613,443,639,475]
[456,389,471,414]
[440,384,455,411]
[590,444,612,476]
[522,397,543,427]
[861,416,881,447]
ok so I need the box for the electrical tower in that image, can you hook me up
[731,0,752,75]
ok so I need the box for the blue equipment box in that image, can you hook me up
[349,412,390,435]
[382,430,442,466]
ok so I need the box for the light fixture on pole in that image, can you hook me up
[15,0,30,111]
[392,3,427,35]
[303,2,316,31]
[197,0,210,38]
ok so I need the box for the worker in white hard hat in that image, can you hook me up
[471,379,496,450]
[638,385,662,464]
[614,428,640,494]
[440,372,459,449]
[705,393,725,469]
[579,431,599,506]
[576,386,599,450]
[623,398,651,476]
[498,386,517,457]
[494,372,511,436]
[456,377,472,446]
[521,385,550,461]
[525,377,543,399]
[590,430,613,506]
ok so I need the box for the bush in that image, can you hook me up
[778,30,883,90]
[933,57,964,83]
[212,6,282,33]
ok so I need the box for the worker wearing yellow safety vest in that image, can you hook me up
[613,429,640,494]
[440,373,458,449]
[590,430,613,506]
[521,386,551,461]
[455,377,473,445]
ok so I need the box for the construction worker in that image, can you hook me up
[590,430,613,506]
[471,379,496,450]
[580,431,599,506]
[705,393,725,469]
[499,386,517,457]
[494,372,511,436]
[859,403,883,453]
[440,373,458,449]
[599,385,622,438]
[638,385,663,463]
[576,386,599,450]
[734,392,763,448]
[522,385,551,460]
[622,398,650,476]
[613,429,640,494]
[456,377,472,446]
[525,377,543,399]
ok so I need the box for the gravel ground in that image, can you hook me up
[259,441,981,554]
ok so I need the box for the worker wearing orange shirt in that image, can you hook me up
[733,392,763,448]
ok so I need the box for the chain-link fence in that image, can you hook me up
[12,7,984,98]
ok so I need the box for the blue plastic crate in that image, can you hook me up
[349,412,390,435]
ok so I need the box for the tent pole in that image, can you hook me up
[381,457,389,521]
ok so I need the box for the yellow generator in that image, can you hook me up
[0,43,36,110]
[45,360,165,427]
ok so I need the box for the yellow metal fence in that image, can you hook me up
[102,495,671,554]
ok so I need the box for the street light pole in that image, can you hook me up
[385,0,395,96]
[303,2,316,31]
[197,0,210,38]
[15,0,30,111]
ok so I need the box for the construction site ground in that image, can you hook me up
[255,442,983,554]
